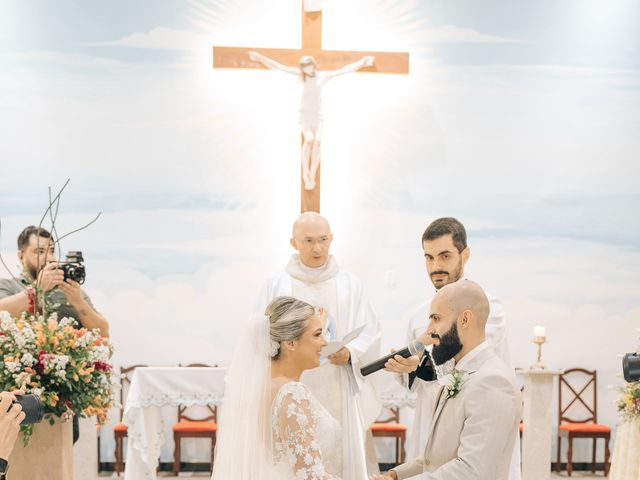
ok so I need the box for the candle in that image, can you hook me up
[533,326,546,337]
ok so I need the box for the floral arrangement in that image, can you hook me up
[0,310,116,443]
[616,381,640,423]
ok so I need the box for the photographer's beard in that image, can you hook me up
[431,322,464,366]
[22,262,38,281]
[20,258,41,283]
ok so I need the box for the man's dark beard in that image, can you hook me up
[430,258,463,290]
[24,264,38,282]
[431,322,463,365]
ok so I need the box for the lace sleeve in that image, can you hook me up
[276,383,341,480]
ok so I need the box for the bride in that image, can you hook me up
[212,296,343,479]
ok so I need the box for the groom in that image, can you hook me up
[374,280,520,480]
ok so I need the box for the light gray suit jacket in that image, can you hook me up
[393,348,521,480]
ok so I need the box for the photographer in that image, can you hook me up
[0,226,109,337]
[0,225,109,444]
[0,391,27,480]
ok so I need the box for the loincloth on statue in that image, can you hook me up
[298,109,323,131]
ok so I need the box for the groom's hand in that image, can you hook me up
[328,347,350,365]
[384,349,421,374]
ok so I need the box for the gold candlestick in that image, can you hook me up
[531,335,547,370]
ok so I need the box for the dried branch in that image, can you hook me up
[48,186,63,263]
[55,212,102,243]
[35,179,71,296]
[37,178,70,233]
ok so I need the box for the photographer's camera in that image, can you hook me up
[11,394,44,425]
[623,352,640,383]
[59,251,86,284]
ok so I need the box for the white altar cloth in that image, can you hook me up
[123,366,227,479]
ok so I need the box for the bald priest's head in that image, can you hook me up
[290,212,333,268]
[427,279,490,366]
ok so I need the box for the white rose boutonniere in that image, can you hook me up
[438,369,468,399]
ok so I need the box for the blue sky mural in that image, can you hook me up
[0,0,639,462]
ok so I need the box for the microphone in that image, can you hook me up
[360,340,425,377]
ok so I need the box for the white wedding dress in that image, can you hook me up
[272,381,343,479]
[212,317,346,480]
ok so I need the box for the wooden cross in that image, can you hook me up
[213,1,409,213]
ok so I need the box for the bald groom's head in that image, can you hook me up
[428,280,490,365]
[438,280,490,332]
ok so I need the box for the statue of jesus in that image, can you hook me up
[248,51,375,190]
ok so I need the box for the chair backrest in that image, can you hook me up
[177,363,218,423]
[119,364,148,421]
[558,368,598,425]
[375,406,401,425]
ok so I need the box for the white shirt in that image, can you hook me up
[455,341,490,372]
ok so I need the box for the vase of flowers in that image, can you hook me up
[0,310,116,480]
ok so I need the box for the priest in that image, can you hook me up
[257,212,382,479]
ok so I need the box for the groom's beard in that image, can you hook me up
[431,322,463,366]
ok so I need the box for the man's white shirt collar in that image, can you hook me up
[455,340,489,372]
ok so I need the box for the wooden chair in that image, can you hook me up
[370,407,407,465]
[172,363,218,475]
[114,364,147,476]
[556,368,611,476]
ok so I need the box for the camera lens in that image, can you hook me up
[63,264,86,284]
[623,353,640,383]
[12,394,44,425]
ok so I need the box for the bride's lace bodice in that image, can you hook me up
[272,381,343,479]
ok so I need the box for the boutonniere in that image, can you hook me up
[438,369,468,399]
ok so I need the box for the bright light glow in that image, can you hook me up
[184,0,435,222]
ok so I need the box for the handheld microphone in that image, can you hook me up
[360,340,425,377]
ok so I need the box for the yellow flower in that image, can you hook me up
[96,411,108,425]
[83,406,97,416]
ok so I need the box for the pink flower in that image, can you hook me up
[93,362,112,372]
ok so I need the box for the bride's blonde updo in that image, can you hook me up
[265,296,316,359]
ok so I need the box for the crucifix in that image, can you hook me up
[213,1,409,213]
